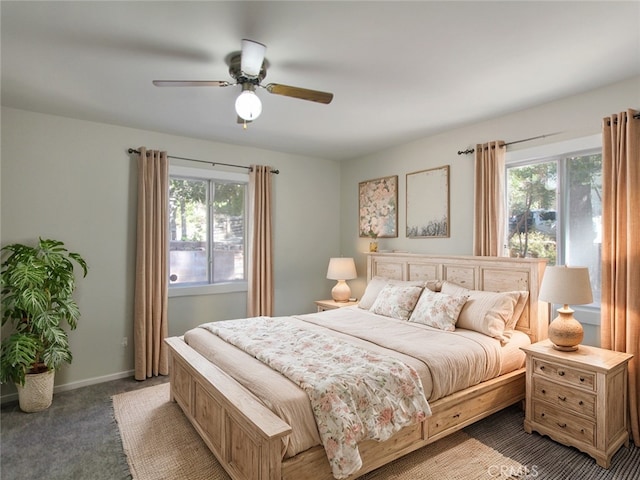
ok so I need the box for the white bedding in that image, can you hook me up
[183,306,530,459]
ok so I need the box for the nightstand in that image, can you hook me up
[315,299,358,312]
[521,339,633,468]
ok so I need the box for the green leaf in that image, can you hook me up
[0,333,41,385]
[19,288,50,317]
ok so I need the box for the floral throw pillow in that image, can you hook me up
[370,283,424,320]
[409,290,469,331]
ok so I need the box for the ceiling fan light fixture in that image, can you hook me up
[240,39,266,77]
[235,89,262,121]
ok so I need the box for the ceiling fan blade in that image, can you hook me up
[265,83,333,104]
[152,80,231,87]
[240,39,266,77]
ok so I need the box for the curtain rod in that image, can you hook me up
[457,132,562,155]
[127,148,280,174]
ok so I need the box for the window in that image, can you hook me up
[507,144,602,307]
[168,165,248,295]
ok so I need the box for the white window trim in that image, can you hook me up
[168,163,249,297]
[168,281,248,298]
[170,164,249,183]
[506,134,601,165]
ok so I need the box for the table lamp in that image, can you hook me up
[326,257,357,302]
[538,265,593,351]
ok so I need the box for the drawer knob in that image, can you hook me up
[579,400,584,406]
[557,422,567,428]
[558,370,565,376]
[579,377,585,382]
[541,389,546,394]
[541,413,545,418]
[558,395,566,402]
[540,366,545,371]
[453,413,460,419]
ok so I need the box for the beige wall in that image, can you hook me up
[339,75,640,346]
[0,107,341,398]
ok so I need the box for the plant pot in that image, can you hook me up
[16,369,55,413]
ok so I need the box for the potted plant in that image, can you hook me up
[0,238,87,412]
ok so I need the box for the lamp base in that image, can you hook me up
[548,306,583,352]
[551,344,579,352]
[331,280,351,302]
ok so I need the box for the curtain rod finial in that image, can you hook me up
[458,148,475,155]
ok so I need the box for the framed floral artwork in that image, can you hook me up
[359,175,398,238]
[406,165,450,238]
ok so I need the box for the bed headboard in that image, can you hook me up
[367,252,548,343]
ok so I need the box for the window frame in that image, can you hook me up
[505,134,602,326]
[168,164,249,298]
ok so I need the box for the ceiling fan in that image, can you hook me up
[153,39,334,126]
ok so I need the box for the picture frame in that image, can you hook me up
[358,175,398,238]
[406,165,450,238]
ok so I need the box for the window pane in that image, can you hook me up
[507,162,557,263]
[169,177,208,285]
[565,154,602,306]
[212,182,245,282]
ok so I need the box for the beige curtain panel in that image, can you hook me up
[247,165,274,317]
[601,109,640,445]
[134,147,169,380]
[473,140,506,256]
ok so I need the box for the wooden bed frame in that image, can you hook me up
[165,253,548,480]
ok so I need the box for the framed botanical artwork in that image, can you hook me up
[358,175,398,238]
[406,165,450,238]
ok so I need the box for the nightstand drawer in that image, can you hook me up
[533,358,595,391]
[533,402,595,447]
[532,377,595,417]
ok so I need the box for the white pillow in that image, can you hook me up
[441,281,520,343]
[358,276,389,309]
[370,283,424,320]
[409,290,469,331]
[504,291,529,337]
[358,277,426,310]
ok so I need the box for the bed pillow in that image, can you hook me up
[504,291,529,338]
[440,281,520,343]
[369,283,424,320]
[358,277,427,309]
[408,290,469,331]
[425,280,443,292]
[357,276,390,309]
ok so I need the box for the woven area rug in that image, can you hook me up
[113,383,524,480]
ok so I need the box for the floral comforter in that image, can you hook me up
[201,316,431,479]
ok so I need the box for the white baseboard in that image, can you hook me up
[0,369,135,405]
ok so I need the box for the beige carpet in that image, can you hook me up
[113,383,524,480]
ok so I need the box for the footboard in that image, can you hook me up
[165,336,292,480]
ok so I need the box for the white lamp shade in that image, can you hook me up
[539,266,593,306]
[235,90,262,121]
[240,39,266,77]
[326,257,357,280]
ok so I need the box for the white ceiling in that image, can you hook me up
[2,1,639,161]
